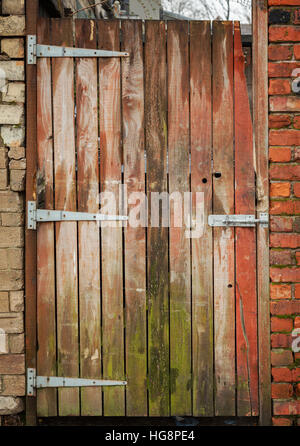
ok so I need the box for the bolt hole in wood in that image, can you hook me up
[214,172,222,178]
[202,178,208,183]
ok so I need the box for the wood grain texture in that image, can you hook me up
[25,0,38,426]
[98,20,125,416]
[167,21,192,416]
[212,21,235,416]
[145,21,169,417]
[36,18,57,417]
[190,21,213,417]
[253,2,271,426]
[121,20,147,416]
[52,18,79,416]
[234,22,258,417]
[75,19,102,416]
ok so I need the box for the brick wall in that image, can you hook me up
[268,0,300,427]
[0,0,25,425]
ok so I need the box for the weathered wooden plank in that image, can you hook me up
[98,20,125,416]
[253,2,271,426]
[212,21,235,416]
[121,20,147,416]
[190,21,213,417]
[145,20,169,417]
[234,22,259,417]
[36,17,57,417]
[52,18,79,416]
[75,19,102,416]
[167,20,191,416]
[25,0,38,426]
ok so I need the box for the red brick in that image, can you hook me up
[270,234,300,248]
[294,116,300,129]
[269,61,300,77]
[269,147,292,162]
[270,164,300,180]
[294,9,300,25]
[269,114,292,129]
[269,79,291,95]
[270,216,293,231]
[296,252,300,265]
[270,96,300,112]
[272,367,292,382]
[270,250,292,265]
[270,182,291,197]
[293,216,300,231]
[294,183,300,197]
[295,283,300,298]
[271,284,292,299]
[296,383,300,396]
[269,44,293,61]
[271,333,292,348]
[271,349,294,365]
[269,26,300,43]
[272,417,293,426]
[269,0,300,4]
[294,147,300,161]
[295,316,300,327]
[272,383,293,399]
[270,130,300,146]
[272,317,294,332]
[273,400,300,415]
[271,267,300,281]
[270,200,300,215]
[292,367,300,381]
[271,300,300,314]
[295,44,300,59]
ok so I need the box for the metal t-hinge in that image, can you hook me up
[27,35,129,65]
[208,213,269,228]
[27,201,128,230]
[27,368,126,396]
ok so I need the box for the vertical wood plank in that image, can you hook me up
[145,20,169,417]
[25,0,38,426]
[121,20,147,416]
[234,22,259,417]
[98,20,125,416]
[75,19,102,416]
[36,18,57,417]
[52,18,79,416]
[253,1,272,426]
[190,21,213,417]
[212,21,235,416]
[167,21,191,416]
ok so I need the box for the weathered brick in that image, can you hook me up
[269,79,291,95]
[294,182,300,197]
[272,367,293,382]
[269,114,292,128]
[0,105,23,125]
[270,96,300,112]
[270,266,300,282]
[272,383,293,399]
[273,400,300,415]
[0,61,24,81]
[270,182,291,197]
[2,0,25,15]
[269,44,293,60]
[270,130,300,146]
[269,146,292,162]
[0,271,23,291]
[10,292,23,312]
[271,333,292,348]
[0,169,8,190]
[295,44,300,59]
[9,334,23,354]
[271,349,294,366]
[1,39,24,59]
[293,216,300,232]
[0,293,9,313]
[270,200,300,215]
[269,25,300,42]
[269,0,300,4]
[0,355,24,374]
[8,147,24,160]
[0,227,23,248]
[270,216,293,232]
[271,317,293,332]
[0,149,7,169]
[0,375,25,396]
[10,169,25,192]
[270,250,292,265]
[0,191,23,212]
[292,368,300,381]
[270,164,300,180]
[0,396,23,415]
[9,159,25,170]
[1,213,23,227]
[270,233,300,248]
[271,300,300,315]
[0,248,23,270]
[269,9,291,25]
[0,126,25,147]
[0,16,25,36]
[270,283,292,299]
[0,313,23,334]
[269,61,300,77]
[295,316,300,327]
[294,116,300,129]
[2,83,25,103]
[295,283,300,298]
[272,417,293,426]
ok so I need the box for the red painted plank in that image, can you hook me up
[234,22,259,417]
[190,21,213,417]
[121,20,147,416]
[212,21,235,416]
[75,19,102,416]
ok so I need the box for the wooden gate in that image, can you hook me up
[31,17,265,418]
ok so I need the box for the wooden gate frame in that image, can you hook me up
[25,0,271,425]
